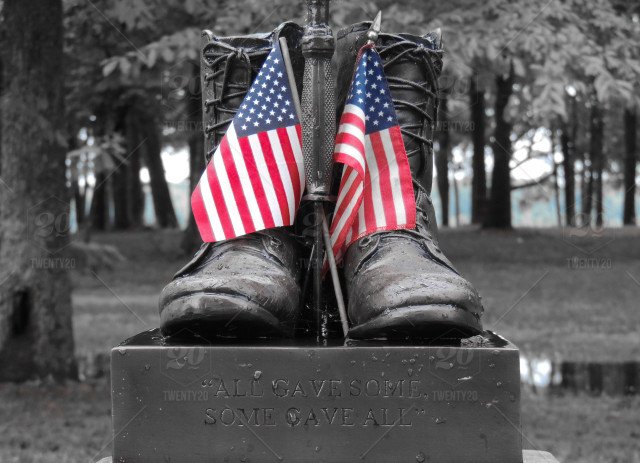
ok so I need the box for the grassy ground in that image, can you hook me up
[439,226,640,361]
[73,226,640,361]
[1,226,639,462]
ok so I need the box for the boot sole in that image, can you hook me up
[348,304,482,340]
[160,292,293,340]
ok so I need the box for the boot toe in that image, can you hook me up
[159,271,298,339]
[346,240,483,340]
[159,233,301,339]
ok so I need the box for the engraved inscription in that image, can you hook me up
[203,407,412,427]
[193,376,479,428]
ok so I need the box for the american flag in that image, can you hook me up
[192,42,304,242]
[329,44,416,262]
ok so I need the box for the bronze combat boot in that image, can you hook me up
[159,23,305,339]
[335,23,484,339]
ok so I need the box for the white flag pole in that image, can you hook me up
[279,37,302,122]
[321,213,349,337]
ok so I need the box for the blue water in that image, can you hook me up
[430,182,636,228]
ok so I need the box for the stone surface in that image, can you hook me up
[522,450,560,462]
[99,451,558,463]
[111,330,522,462]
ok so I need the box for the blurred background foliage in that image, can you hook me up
[56,0,640,247]
[1,2,639,460]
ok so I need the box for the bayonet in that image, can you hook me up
[367,11,382,44]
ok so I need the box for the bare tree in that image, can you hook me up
[0,0,76,380]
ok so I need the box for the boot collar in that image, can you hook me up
[337,21,442,51]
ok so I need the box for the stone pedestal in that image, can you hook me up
[99,451,558,463]
[111,330,523,462]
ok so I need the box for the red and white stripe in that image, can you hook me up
[192,123,304,242]
[329,104,416,262]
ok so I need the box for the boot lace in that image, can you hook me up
[373,37,442,242]
[202,41,270,159]
[376,37,442,175]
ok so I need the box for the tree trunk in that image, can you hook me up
[469,76,487,224]
[124,105,145,228]
[111,108,129,229]
[581,159,593,226]
[561,117,576,226]
[127,151,143,228]
[589,101,604,227]
[553,161,562,227]
[436,98,450,226]
[90,172,109,231]
[112,161,130,229]
[577,128,590,227]
[551,129,562,227]
[0,0,76,381]
[71,177,85,226]
[0,53,3,193]
[68,136,86,227]
[182,63,206,254]
[485,64,514,229]
[623,107,637,225]
[140,112,178,228]
[452,167,461,227]
[88,119,109,232]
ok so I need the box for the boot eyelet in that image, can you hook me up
[270,236,282,248]
[359,236,372,249]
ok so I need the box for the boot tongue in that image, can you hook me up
[203,38,271,67]
[337,21,442,51]
[424,29,443,49]
[395,32,441,51]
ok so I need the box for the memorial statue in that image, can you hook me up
[109,5,560,462]
[158,5,484,341]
